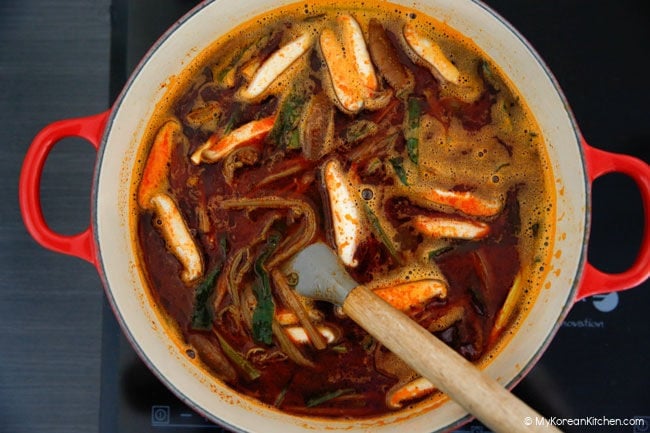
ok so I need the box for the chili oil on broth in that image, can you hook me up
[130,0,555,420]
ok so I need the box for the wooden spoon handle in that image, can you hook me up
[343,285,561,433]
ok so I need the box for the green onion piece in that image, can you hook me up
[360,334,375,351]
[252,233,281,345]
[269,89,306,149]
[215,67,232,86]
[428,246,453,260]
[405,96,422,165]
[223,104,243,135]
[389,157,409,185]
[274,381,291,407]
[214,330,261,381]
[480,59,500,91]
[191,265,222,330]
[364,157,383,175]
[219,234,228,257]
[361,201,402,265]
[215,54,241,85]
[406,137,419,165]
[344,119,378,143]
[215,34,270,85]
[306,388,356,407]
[288,129,301,150]
[215,42,252,84]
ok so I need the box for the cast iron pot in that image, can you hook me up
[19,0,650,431]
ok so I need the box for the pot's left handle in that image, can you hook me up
[19,111,110,266]
[577,138,650,300]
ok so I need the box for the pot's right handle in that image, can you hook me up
[577,137,650,300]
[19,111,110,266]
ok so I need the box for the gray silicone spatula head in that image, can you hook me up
[283,242,358,305]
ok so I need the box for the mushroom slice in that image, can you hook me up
[374,279,447,312]
[188,333,237,383]
[367,19,414,95]
[138,119,181,209]
[150,193,204,284]
[300,92,336,161]
[338,14,378,95]
[284,325,339,345]
[322,159,367,267]
[387,377,436,409]
[239,32,313,101]
[403,22,460,84]
[413,186,503,217]
[320,28,364,113]
[412,215,490,240]
[191,115,276,164]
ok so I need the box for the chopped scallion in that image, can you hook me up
[191,265,222,330]
[344,119,378,143]
[214,330,261,381]
[269,89,306,149]
[252,233,281,345]
[274,381,291,407]
[428,246,453,260]
[389,157,409,185]
[361,201,402,265]
[405,97,422,165]
[306,388,355,407]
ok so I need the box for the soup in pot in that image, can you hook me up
[132,0,555,418]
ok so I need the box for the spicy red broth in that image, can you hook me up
[132,0,554,418]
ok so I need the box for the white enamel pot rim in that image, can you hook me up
[19,0,650,432]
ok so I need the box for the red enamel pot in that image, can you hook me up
[18,0,650,431]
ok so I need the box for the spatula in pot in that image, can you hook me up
[284,242,561,433]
